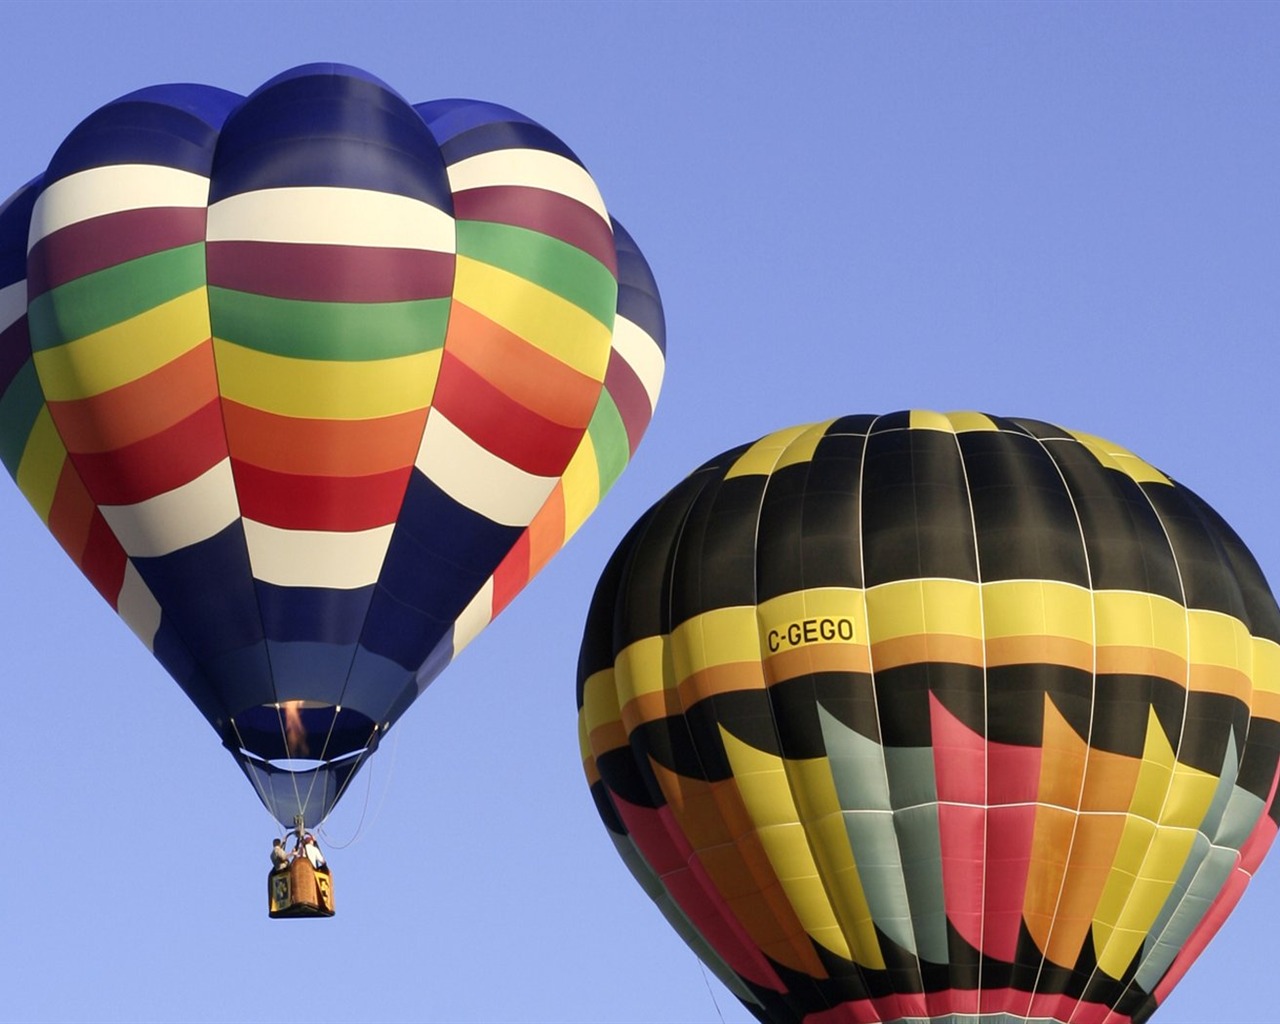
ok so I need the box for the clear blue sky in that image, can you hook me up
[2,3,1278,1022]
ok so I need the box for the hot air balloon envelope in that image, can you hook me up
[578,412,1280,1024]
[0,63,666,827]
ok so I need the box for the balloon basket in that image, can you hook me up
[268,858,335,919]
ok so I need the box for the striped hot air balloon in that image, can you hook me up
[0,63,665,828]
[578,412,1280,1024]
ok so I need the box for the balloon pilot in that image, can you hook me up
[266,816,335,919]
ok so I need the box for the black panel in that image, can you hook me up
[959,429,1089,585]
[861,427,979,586]
[1039,439,1185,601]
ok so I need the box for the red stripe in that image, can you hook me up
[603,349,653,456]
[27,207,207,296]
[453,186,617,274]
[206,241,455,302]
[47,461,96,563]
[609,795,787,993]
[232,459,411,532]
[433,351,582,476]
[81,509,128,606]
[490,530,530,617]
[67,399,227,505]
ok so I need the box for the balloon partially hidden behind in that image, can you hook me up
[0,63,666,828]
[578,411,1280,1024]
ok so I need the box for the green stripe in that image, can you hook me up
[587,390,630,495]
[27,244,206,350]
[456,220,616,327]
[0,360,45,477]
[208,289,450,361]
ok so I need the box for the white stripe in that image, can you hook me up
[415,410,558,528]
[446,149,609,225]
[243,520,395,589]
[100,458,240,557]
[29,165,209,247]
[207,187,455,251]
[117,561,162,650]
[450,579,494,657]
[611,316,665,412]
[0,280,25,334]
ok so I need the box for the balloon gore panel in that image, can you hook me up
[0,64,666,827]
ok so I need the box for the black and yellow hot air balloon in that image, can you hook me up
[577,412,1280,1024]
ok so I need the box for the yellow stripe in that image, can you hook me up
[725,423,819,480]
[453,255,612,381]
[866,578,982,644]
[1094,591,1187,657]
[33,288,210,400]
[982,580,1094,643]
[770,421,834,473]
[1252,638,1280,703]
[1129,706,1175,822]
[1187,609,1251,674]
[720,728,856,962]
[945,411,1001,433]
[671,606,765,681]
[614,635,672,707]
[15,406,67,522]
[580,667,622,743]
[908,409,955,433]
[213,339,441,419]
[1067,429,1172,486]
[558,434,600,540]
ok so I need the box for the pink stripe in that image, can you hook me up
[28,207,207,296]
[206,241,455,302]
[609,793,786,992]
[453,185,618,274]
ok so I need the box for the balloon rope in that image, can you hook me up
[319,722,401,850]
[697,960,727,1024]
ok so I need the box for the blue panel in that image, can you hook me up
[234,752,367,828]
[413,630,456,690]
[257,62,394,95]
[390,469,523,586]
[343,643,418,720]
[44,87,237,183]
[265,640,358,705]
[130,522,263,662]
[415,98,543,143]
[149,621,229,729]
[434,117,582,168]
[357,585,452,671]
[254,580,375,645]
[612,219,665,353]
[0,179,39,287]
[208,70,451,209]
[205,640,275,714]
[114,83,242,130]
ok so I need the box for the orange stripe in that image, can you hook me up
[649,762,826,978]
[588,719,629,759]
[1252,690,1280,723]
[987,635,1094,671]
[46,340,218,454]
[870,633,984,670]
[764,643,871,681]
[445,302,600,428]
[221,400,427,476]
[1188,663,1253,701]
[1096,646,1187,683]
[526,482,567,575]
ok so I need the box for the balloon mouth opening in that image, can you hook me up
[228,701,380,767]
